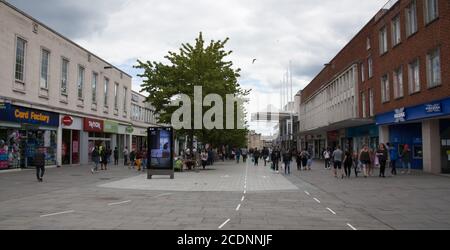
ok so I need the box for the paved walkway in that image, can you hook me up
[0,160,449,230]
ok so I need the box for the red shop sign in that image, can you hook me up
[62,116,73,126]
[83,118,104,132]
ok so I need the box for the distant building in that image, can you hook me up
[247,131,263,150]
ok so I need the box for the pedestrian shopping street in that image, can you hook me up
[1,160,450,230]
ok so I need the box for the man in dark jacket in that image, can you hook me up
[114,147,119,165]
[34,148,46,182]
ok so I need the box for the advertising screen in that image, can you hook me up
[148,127,173,170]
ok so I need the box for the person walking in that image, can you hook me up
[376,144,388,178]
[300,149,309,171]
[262,147,269,167]
[242,148,248,163]
[400,144,412,174]
[91,146,100,174]
[34,148,46,182]
[359,145,371,178]
[123,147,129,166]
[343,150,353,178]
[323,148,331,170]
[135,150,143,171]
[114,147,119,166]
[104,147,111,170]
[387,143,398,176]
[282,149,292,175]
[306,148,313,171]
[236,148,242,164]
[99,146,105,170]
[142,149,148,172]
[271,148,280,173]
[129,149,136,169]
[332,146,344,178]
[201,150,208,170]
[253,149,260,166]
[296,150,302,171]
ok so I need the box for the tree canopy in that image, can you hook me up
[135,32,250,149]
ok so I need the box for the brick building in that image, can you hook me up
[299,0,450,173]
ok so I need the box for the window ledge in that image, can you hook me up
[409,90,421,96]
[60,99,68,104]
[38,95,49,100]
[392,42,402,49]
[425,17,439,27]
[427,84,442,90]
[394,96,404,101]
[13,88,26,94]
[406,31,418,40]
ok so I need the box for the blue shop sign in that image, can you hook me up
[376,97,450,125]
[0,103,59,127]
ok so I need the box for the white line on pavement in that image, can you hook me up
[347,223,357,231]
[244,190,247,194]
[236,204,241,211]
[156,193,172,198]
[40,210,75,218]
[219,219,231,229]
[313,198,321,204]
[305,191,310,196]
[327,208,337,215]
[241,196,245,202]
[108,200,132,206]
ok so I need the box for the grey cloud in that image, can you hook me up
[6,0,125,39]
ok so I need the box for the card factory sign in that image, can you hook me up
[0,103,59,127]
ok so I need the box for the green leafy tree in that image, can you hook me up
[136,32,250,150]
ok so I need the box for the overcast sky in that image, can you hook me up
[7,0,385,135]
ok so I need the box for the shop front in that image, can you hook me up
[84,118,109,162]
[60,115,82,166]
[440,119,450,174]
[376,97,450,173]
[345,124,379,154]
[0,103,59,170]
[132,127,148,152]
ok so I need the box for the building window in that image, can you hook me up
[369,88,374,117]
[379,26,388,54]
[40,49,50,89]
[391,16,401,46]
[366,37,371,50]
[104,78,109,107]
[393,67,404,99]
[408,59,420,94]
[123,87,128,112]
[361,92,367,118]
[114,82,119,109]
[361,63,365,82]
[77,66,85,100]
[92,72,98,104]
[427,48,441,88]
[381,74,390,103]
[425,0,439,24]
[406,0,418,36]
[15,37,26,82]
[368,57,373,78]
[61,58,69,95]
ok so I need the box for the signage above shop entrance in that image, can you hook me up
[83,118,104,132]
[0,103,59,127]
[62,116,73,126]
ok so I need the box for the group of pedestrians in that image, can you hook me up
[91,146,147,174]
[323,143,413,179]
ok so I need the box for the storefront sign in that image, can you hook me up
[0,103,59,127]
[425,103,441,113]
[83,118,104,132]
[103,120,119,133]
[126,126,134,133]
[377,97,450,126]
[394,108,406,123]
[62,116,73,126]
